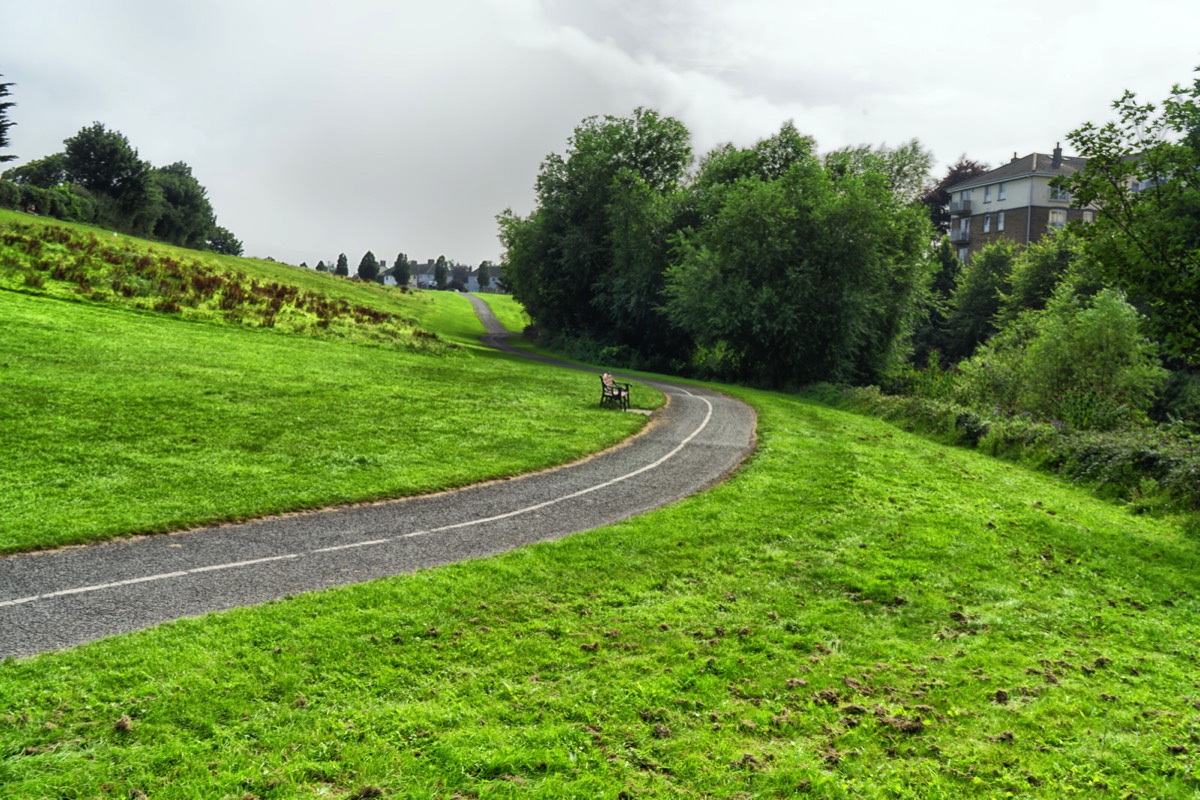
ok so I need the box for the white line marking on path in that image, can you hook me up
[1,391,714,609]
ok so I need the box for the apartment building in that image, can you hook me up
[944,145,1094,261]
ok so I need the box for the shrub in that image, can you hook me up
[825,384,1200,511]
[0,179,19,209]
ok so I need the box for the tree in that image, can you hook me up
[910,236,964,362]
[920,157,990,237]
[0,74,15,163]
[944,239,1018,360]
[823,138,933,203]
[392,253,410,287]
[1061,68,1200,363]
[206,226,242,256]
[2,153,66,187]
[664,123,932,386]
[315,260,328,272]
[997,229,1080,325]
[357,250,380,282]
[477,259,493,290]
[335,253,349,276]
[434,255,448,290]
[499,107,692,361]
[62,122,159,231]
[151,162,215,248]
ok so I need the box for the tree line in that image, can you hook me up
[0,74,241,255]
[499,72,1200,437]
[305,251,494,292]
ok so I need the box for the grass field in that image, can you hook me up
[3,212,1198,797]
[0,213,654,553]
[3,381,1198,797]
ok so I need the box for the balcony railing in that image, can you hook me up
[949,228,970,244]
[949,199,972,215]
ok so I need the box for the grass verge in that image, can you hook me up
[473,292,531,335]
[3,385,1197,797]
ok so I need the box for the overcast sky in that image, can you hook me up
[3,1,1199,268]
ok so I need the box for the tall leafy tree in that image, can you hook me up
[62,122,159,231]
[943,238,1018,360]
[823,138,933,203]
[151,162,215,248]
[206,226,242,256]
[664,123,932,386]
[0,74,15,164]
[909,236,964,362]
[1061,68,1200,363]
[392,252,410,287]
[434,255,448,289]
[499,107,692,361]
[357,250,380,282]
[335,253,349,276]
[476,259,493,290]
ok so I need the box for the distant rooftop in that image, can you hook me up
[946,146,1086,192]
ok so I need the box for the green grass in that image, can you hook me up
[474,292,532,334]
[4,385,1198,798]
[0,215,657,553]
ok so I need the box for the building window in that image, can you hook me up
[998,211,1005,231]
[957,247,969,263]
[961,190,971,202]
[984,185,992,203]
[983,213,991,233]
[998,182,1006,201]
[1049,186,1071,202]
[1049,209,1067,229]
[1083,210,1095,224]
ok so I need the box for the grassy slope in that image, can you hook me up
[474,292,531,334]
[0,213,652,552]
[3,385,1197,798]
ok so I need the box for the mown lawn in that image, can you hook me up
[3,383,1197,797]
[0,213,655,554]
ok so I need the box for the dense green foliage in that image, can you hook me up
[357,249,380,282]
[4,383,1198,797]
[393,251,411,286]
[149,161,215,248]
[666,126,931,385]
[499,108,694,368]
[1062,70,1200,363]
[434,254,449,290]
[500,112,933,385]
[0,119,241,253]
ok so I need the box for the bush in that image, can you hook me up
[823,384,1200,511]
[0,179,19,209]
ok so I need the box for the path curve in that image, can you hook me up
[0,296,756,658]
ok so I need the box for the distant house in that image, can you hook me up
[409,259,437,288]
[944,144,1095,262]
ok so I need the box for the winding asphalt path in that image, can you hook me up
[0,296,756,658]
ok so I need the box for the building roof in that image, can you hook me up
[945,150,1087,193]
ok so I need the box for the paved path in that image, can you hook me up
[0,297,756,658]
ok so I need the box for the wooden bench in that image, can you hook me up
[599,372,631,410]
